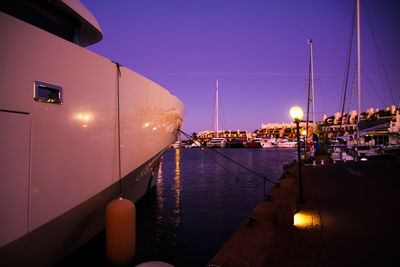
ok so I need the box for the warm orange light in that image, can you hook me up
[293,212,320,228]
[76,112,91,121]
[290,106,304,120]
[301,130,307,136]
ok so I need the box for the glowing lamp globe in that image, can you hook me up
[301,130,307,136]
[290,106,304,120]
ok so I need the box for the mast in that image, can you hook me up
[356,0,361,146]
[310,40,315,129]
[306,39,312,143]
[214,79,219,138]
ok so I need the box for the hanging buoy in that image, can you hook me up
[321,159,324,165]
[313,160,316,166]
[106,197,136,265]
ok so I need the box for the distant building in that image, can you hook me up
[320,105,399,138]
[198,130,251,141]
[258,121,314,139]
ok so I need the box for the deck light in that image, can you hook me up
[294,211,320,228]
[290,106,304,203]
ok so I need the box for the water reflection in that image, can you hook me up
[173,148,182,227]
[155,161,164,243]
[152,148,296,267]
[155,148,183,249]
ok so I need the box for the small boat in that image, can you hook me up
[172,141,181,148]
[354,145,382,159]
[226,139,244,148]
[206,137,227,148]
[190,141,202,148]
[276,138,297,148]
[246,138,263,148]
[260,138,277,148]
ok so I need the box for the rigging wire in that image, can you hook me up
[339,0,356,135]
[219,87,228,132]
[362,69,386,108]
[339,0,357,114]
[179,130,278,186]
[363,2,396,106]
[210,86,216,132]
[347,66,358,115]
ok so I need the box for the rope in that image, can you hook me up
[115,62,123,197]
[179,130,278,186]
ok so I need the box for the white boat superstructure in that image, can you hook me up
[191,141,202,148]
[276,138,297,148]
[207,137,227,148]
[0,1,184,265]
[260,138,277,148]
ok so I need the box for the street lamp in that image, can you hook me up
[290,106,304,203]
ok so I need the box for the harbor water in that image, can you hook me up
[57,147,296,266]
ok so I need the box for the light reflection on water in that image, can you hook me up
[150,148,296,267]
[172,148,182,227]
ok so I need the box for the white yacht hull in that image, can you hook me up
[206,143,226,148]
[0,11,184,265]
[260,140,277,148]
[277,142,297,148]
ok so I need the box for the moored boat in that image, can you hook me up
[226,139,245,148]
[0,1,184,265]
[206,137,227,148]
[260,138,277,148]
[190,141,202,148]
[276,138,297,148]
[246,138,263,148]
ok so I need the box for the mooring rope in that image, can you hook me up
[179,130,279,188]
[115,62,123,197]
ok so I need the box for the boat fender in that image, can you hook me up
[106,197,136,265]
[321,159,324,165]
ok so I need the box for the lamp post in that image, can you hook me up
[301,129,307,162]
[290,106,304,203]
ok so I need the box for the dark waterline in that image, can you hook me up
[56,148,296,266]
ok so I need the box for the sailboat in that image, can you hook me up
[207,80,227,148]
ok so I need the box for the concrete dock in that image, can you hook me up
[209,156,400,267]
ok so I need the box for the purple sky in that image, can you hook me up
[82,0,400,134]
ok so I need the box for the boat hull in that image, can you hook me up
[277,143,297,148]
[0,151,163,266]
[226,141,244,148]
[260,140,277,148]
[206,143,226,148]
[0,11,184,265]
[246,141,262,148]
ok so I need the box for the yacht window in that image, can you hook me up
[1,0,79,44]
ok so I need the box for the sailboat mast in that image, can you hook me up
[215,79,219,138]
[306,39,312,141]
[357,0,361,144]
[310,40,315,129]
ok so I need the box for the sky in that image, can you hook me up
[81,0,400,134]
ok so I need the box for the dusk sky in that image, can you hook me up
[82,0,400,134]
